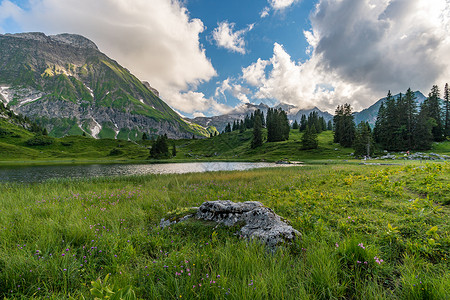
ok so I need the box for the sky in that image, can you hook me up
[1,0,450,118]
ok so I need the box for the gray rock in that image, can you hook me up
[196,200,300,248]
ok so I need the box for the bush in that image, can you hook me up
[25,135,54,146]
[0,128,12,137]
[108,148,124,156]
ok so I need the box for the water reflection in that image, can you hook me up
[0,162,293,183]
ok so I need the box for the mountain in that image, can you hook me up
[353,91,427,126]
[191,103,270,133]
[0,32,211,139]
[191,102,333,133]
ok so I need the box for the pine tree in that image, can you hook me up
[333,104,355,147]
[251,114,263,148]
[224,123,232,133]
[150,135,170,158]
[404,88,418,149]
[327,120,333,131]
[415,102,434,150]
[172,142,177,157]
[301,125,318,149]
[266,108,290,142]
[333,105,343,143]
[292,120,299,130]
[374,102,384,145]
[422,85,444,141]
[444,83,450,137]
[353,122,374,157]
[300,114,307,132]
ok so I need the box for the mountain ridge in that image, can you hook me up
[0,32,211,139]
[190,102,333,133]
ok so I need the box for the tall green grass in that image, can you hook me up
[0,163,448,298]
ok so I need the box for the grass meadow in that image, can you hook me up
[0,162,448,299]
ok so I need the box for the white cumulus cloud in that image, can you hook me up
[269,0,300,11]
[0,0,219,115]
[242,0,450,112]
[212,21,254,54]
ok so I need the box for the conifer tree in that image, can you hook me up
[333,104,355,147]
[224,123,232,133]
[301,125,318,149]
[353,122,374,157]
[333,105,343,143]
[444,83,450,137]
[422,85,444,141]
[172,142,177,157]
[415,102,434,150]
[251,114,263,148]
[266,108,290,142]
[300,114,307,132]
[404,88,418,149]
[150,135,170,158]
[327,120,333,131]
[292,120,299,130]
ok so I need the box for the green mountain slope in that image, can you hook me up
[0,32,210,139]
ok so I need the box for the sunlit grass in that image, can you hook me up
[0,163,449,298]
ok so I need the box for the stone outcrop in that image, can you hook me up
[161,200,300,248]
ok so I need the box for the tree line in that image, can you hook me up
[333,84,450,156]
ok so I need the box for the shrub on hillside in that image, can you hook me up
[25,135,54,146]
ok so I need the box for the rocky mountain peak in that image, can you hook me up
[142,81,160,97]
[49,33,99,50]
[2,32,98,50]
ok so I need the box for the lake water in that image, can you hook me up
[0,162,293,183]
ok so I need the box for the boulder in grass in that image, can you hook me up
[196,200,300,248]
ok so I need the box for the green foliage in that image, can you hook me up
[445,83,450,138]
[301,125,318,150]
[171,142,177,157]
[374,88,440,151]
[90,274,137,300]
[150,134,170,159]
[108,148,123,156]
[353,121,374,157]
[422,85,445,142]
[25,134,54,146]
[251,115,263,149]
[333,104,355,147]
[266,108,290,142]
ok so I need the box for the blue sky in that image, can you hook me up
[1,0,450,117]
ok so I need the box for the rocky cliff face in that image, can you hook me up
[0,32,209,139]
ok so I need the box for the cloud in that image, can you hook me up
[212,21,254,54]
[0,0,218,115]
[166,90,232,116]
[0,0,21,32]
[215,78,251,104]
[260,7,270,18]
[242,0,450,112]
[269,0,300,11]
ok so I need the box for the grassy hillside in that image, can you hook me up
[0,118,149,162]
[174,129,450,162]
[0,163,448,298]
[1,119,449,164]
